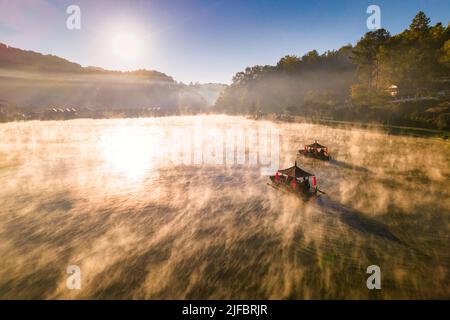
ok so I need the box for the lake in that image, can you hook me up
[0,115,448,299]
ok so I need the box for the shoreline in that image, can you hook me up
[263,115,450,140]
[1,113,449,140]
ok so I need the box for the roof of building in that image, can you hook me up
[306,141,326,149]
[278,162,314,178]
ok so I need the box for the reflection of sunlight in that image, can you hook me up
[100,128,158,179]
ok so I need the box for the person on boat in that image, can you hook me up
[291,178,297,190]
[305,177,311,190]
[301,179,308,193]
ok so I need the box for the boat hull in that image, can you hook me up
[268,176,318,199]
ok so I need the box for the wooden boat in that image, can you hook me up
[298,141,331,160]
[268,161,319,198]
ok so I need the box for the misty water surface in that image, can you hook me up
[0,115,448,299]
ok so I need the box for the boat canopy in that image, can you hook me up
[277,163,314,178]
[306,141,326,149]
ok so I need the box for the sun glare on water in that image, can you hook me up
[100,127,159,180]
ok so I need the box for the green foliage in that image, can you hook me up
[410,11,431,32]
[380,13,449,93]
[216,45,356,115]
[436,113,450,130]
[215,11,449,130]
[351,29,391,89]
[439,39,450,68]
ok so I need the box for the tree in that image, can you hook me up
[303,50,320,64]
[436,113,450,130]
[276,55,301,73]
[214,11,448,130]
[410,11,431,32]
[439,39,450,69]
[352,29,391,90]
[378,12,448,94]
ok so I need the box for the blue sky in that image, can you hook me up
[0,0,449,83]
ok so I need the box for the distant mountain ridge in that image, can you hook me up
[0,43,227,116]
[0,43,174,82]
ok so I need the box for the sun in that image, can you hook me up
[111,32,140,61]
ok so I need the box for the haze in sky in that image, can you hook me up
[0,0,449,83]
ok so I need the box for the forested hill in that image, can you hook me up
[0,43,227,120]
[216,45,356,115]
[215,12,450,131]
[0,43,173,82]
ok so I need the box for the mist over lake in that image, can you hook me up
[0,115,448,299]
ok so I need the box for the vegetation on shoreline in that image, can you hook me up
[277,115,450,139]
[214,12,450,131]
[1,12,449,133]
